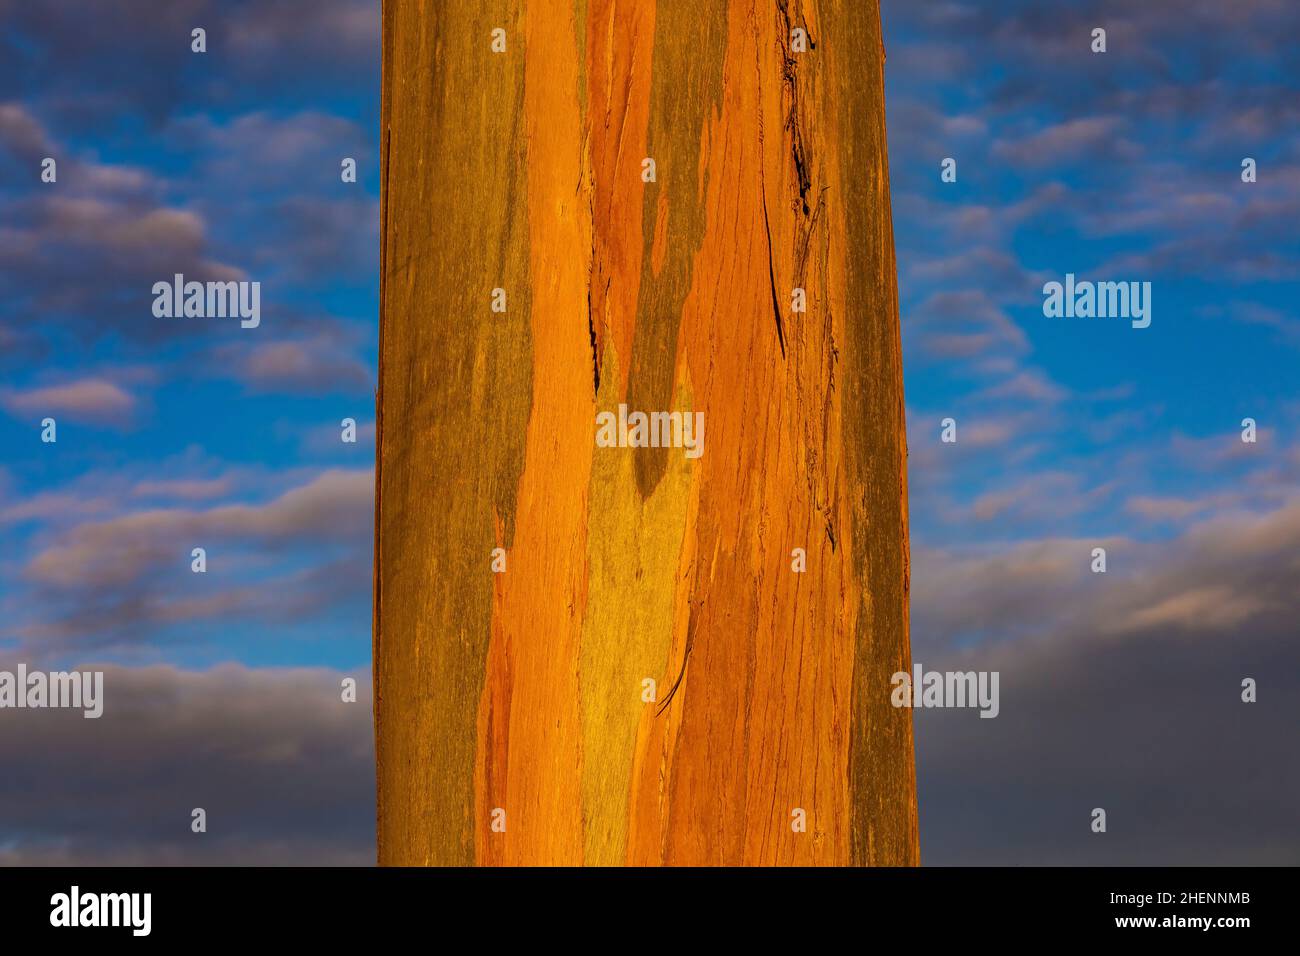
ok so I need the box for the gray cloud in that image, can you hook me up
[12,469,373,653]
[886,0,1299,104]
[0,0,378,131]
[213,333,375,395]
[0,107,246,351]
[915,620,1299,865]
[911,496,1300,863]
[26,468,372,590]
[0,661,374,865]
[991,116,1142,168]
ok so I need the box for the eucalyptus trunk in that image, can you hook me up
[375,0,917,866]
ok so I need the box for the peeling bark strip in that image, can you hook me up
[376,0,917,866]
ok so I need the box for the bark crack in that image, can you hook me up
[776,0,813,215]
[656,611,697,717]
[755,8,786,360]
[762,197,786,359]
[586,163,601,397]
[587,283,600,395]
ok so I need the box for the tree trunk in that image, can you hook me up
[375,0,917,866]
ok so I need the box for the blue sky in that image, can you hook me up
[0,1,380,675]
[888,0,1300,554]
[0,0,1296,864]
[883,0,1299,863]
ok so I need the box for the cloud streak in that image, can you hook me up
[0,377,137,425]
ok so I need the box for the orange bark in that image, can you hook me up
[376,0,917,867]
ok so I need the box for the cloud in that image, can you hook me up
[1170,429,1272,470]
[1074,160,1300,281]
[0,1,378,131]
[10,469,373,653]
[1,454,250,530]
[975,370,1068,404]
[0,492,119,528]
[222,337,374,395]
[969,471,1115,523]
[915,617,1299,864]
[26,468,372,590]
[1227,302,1300,344]
[991,116,1139,168]
[255,194,380,284]
[886,99,988,147]
[0,101,377,365]
[169,110,372,187]
[0,100,55,160]
[885,40,972,78]
[297,418,376,457]
[907,247,1045,299]
[0,377,136,425]
[19,554,372,647]
[887,0,1299,102]
[915,495,1300,652]
[1124,495,1209,522]
[905,409,1050,496]
[0,109,245,349]
[1113,585,1274,634]
[912,496,1300,863]
[906,289,1029,362]
[0,660,374,865]
[225,0,378,69]
[132,477,236,501]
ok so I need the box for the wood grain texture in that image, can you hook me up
[375,0,917,866]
